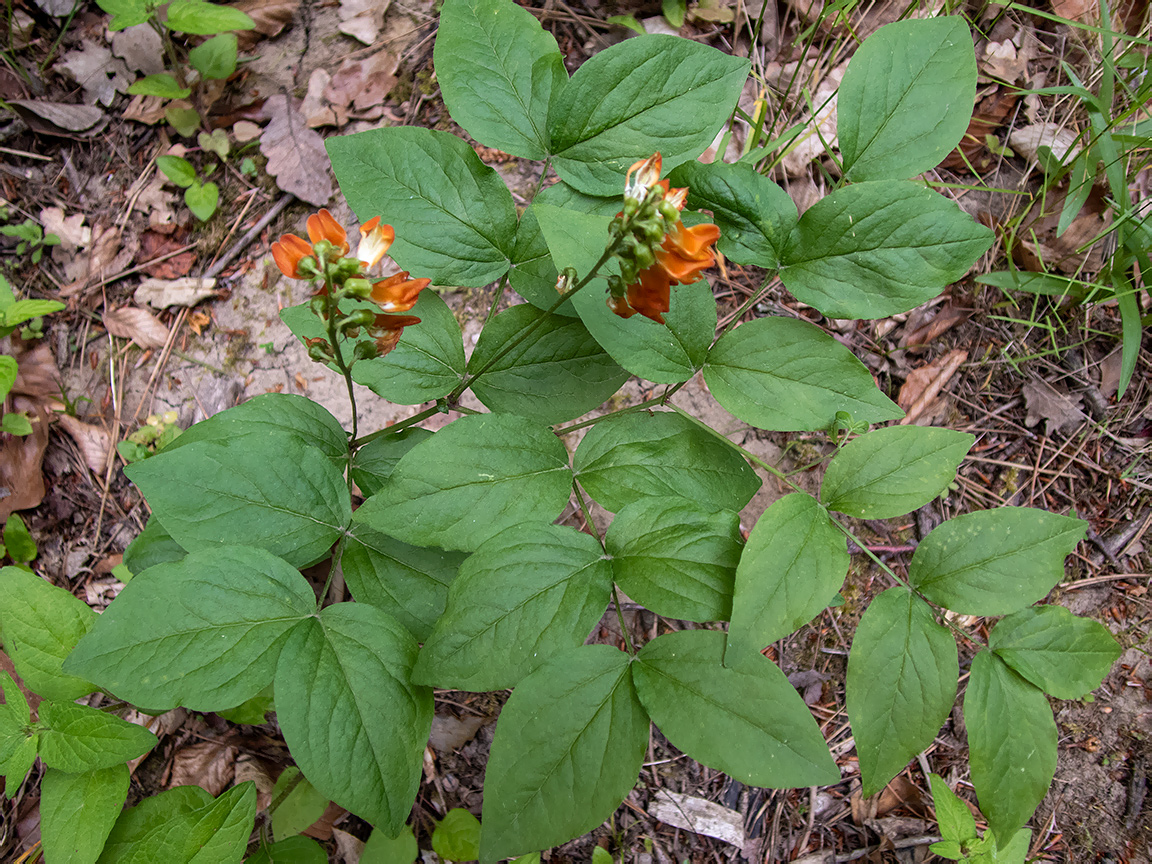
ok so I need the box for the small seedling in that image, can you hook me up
[117,411,183,462]
[929,774,1031,863]
[156,154,219,221]
[1,275,64,435]
[1,514,37,564]
[0,218,60,264]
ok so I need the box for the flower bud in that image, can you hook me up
[353,340,379,361]
[343,277,373,299]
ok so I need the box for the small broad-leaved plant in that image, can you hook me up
[0,3,1123,861]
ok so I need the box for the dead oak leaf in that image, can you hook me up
[260,95,333,207]
[56,41,132,107]
[104,306,171,349]
[1023,378,1087,434]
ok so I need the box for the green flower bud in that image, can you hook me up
[658,200,680,224]
[343,277,373,299]
[353,340,378,361]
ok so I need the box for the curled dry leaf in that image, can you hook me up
[168,739,238,796]
[898,348,967,426]
[260,95,334,206]
[56,414,113,474]
[231,0,299,49]
[1,336,60,521]
[135,277,218,309]
[650,789,745,847]
[428,712,488,752]
[123,93,168,125]
[7,100,107,135]
[1008,122,1083,165]
[899,303,970,352]
[40,206,90,250]
[103,306,171,349]
[327,49,399,116]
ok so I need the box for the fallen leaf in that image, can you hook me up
[232,120,262,142]
[56,414,113,474]
[56,41,133,106]
[898,348,967,426]
[40,206,90,250]
[875,775,924,817]
[1011,183,1111,275]
[123,93,168,125]
[787,668,829,705]
[168,739,237,796]
[260,95,333,207]
[899,304,970,352]
[124,708,189,772]
[111,24,165,75]
[327,49,398,114]
[104,306,171,349]
[1023,378,1086,434]
[235,754,276,812]
[134,179,178,232]
[32,0,74,15]
[135,276,218,309]
[940,88,1017,173]
[429,713,488,752]
[332,827,366,864]
[138,229,196,276]
[338,0,392,44]
[7,100,107,135]
[231,0,299,49]
[1,336,59,521]
[650,790,745,847]
[301,801,346,841]
[1008,122,1083,165]
[302,68,341,128]
[1051,0,1097,22]
[1099,348,1123,398]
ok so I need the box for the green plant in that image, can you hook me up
[97,0,254,136]
[976,0,1152,398]
[929,774,1031,863]
[1,513,37,564]
[0,217,60,264]
[156,153,220,221]
[1,274,64,435]
[116,410,183,463]
[0,5,1123,862]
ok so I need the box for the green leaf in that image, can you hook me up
[64,546,315,711]
[726,493,848,654]
[127,73,192,99]
[434,0,566,160]
[469,303,629,424]
[37,700,157,772]
[780,181,995,318]
[122,516,186,574]
[351,428,433,497]
[509,183,619,317]
[0,671,37,797]
[480,646,648,861]
[633,629,839,787]
[164,0,255,33]
[1,412,33,435]
[989,605,1121,699]
[606,498,742,622]
[547,36,749,195]
[994,828,1032,863]
[185,181,219,221]
[188,33,238,80]
[354,413,572,553]
[351,290,467,404]
[41,765,130,864]
[838,17,977,181]
[0,564,98,701]
[156,154,197,188]
[343,523,465,642]
[247,835,328,864]
[3,513,36,562]
[821,426,974,518]
[1,298,65,327]
[975,270,1089,301]
[327,127,517,286]
[362,826,419,864]
[271,767,329,840]
[591,849,612,864]
[215,684,273,725]
[165,106,201,137]
[573,410,760,513]
[0,355,16,399]
[433,808,481,862]
[703,316,904,431]
[414,523,611,690]
[535,203,716,384]
[165,393,348,466]
[125,432,351,567]
[964,650,1056,841]
[908,507,1087,615]
[928,773,977,845]
[96,0,151,29]
[98,782,256,864]
[274,603,433,836]
[846,587,958,798]
[605,14,646,36]
[663,0,687,27]
[667,160,798,269]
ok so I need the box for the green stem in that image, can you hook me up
[552,396,667,435]
[480,272,509,331]
[573,481,635,656]
[350,404,441,449]
[39,0,82,72]
[527,157,552,205]
[321,267,360,446]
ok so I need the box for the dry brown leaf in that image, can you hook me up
[1099,348,1123,398]
[650,790,745,846]
[302,801,346,840]
[135,277,218,309]
[104,306,171,349]
[898,349,967,426]
[111,24,165,75]
[135,181,178,232]
[1051,0,1097,22]
[7,99,107,135]
[235,754,276,812]
[301,69,341,128]
[1023,378,1087,434]
[232,0,298,49]
[1011,184,1111,275]
[1008,122,1083,165]
[429,713,488,752]
[123,93,168,125]
[335,50,398,115]
[940,89,1017,174]
[40,206,90,250]
[168,739,237,796]
[233,120,262,142]
[56,41,132,106]
[260,95,334,207]
[338,0,392,44]
[899,304,970,352]
[124,708,189,772]
[1,336,60,521]
[56,414,113,474]
[875,775,924,817]
[332,827,366,864]
[138,229,196,275]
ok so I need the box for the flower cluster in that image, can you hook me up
[606,154,720,324]
[271,209,431,359]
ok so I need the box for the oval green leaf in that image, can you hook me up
[704,316,903,431]
[908,507,1087,615]
[821,425,974,518]
[36,702,158,773]
[41,765,129,864]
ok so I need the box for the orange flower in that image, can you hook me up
[357,217,395,270]
[370,271,432,313]
[625,153,663,201]
[369,312,422,357]
[618,220,721,324]
[271,208,350,278]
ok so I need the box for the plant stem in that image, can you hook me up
[322,268,360,446]
[479,272,509,330]
[350,404,442,449]
[552,396,667,436]
[573,481,635,655]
